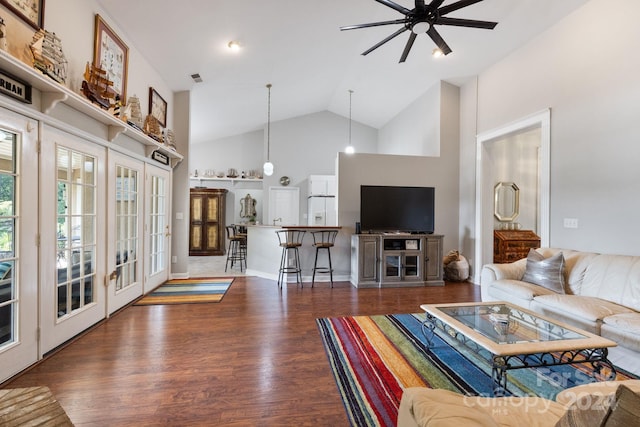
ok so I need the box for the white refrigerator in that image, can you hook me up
[307,175,337,226]
[307,195,336,226]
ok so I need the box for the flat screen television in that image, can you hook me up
[360,185,435,234]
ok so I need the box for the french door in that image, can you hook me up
[39,125,107,354]
[0,110,38,382]
[107,151,144,314]
[144,164,171,292]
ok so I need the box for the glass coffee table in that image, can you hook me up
[420,301,617,395]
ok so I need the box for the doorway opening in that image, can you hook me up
[474,109,550,281]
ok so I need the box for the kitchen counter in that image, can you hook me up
[245,225,348,284]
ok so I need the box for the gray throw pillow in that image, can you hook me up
[521,249,566,294]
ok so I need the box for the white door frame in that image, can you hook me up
[144,163,172,293]
[474,109,551,282]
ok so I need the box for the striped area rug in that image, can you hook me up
[134,278,234,305]
[316,313,638,427]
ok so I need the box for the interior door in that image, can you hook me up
[144,164,171,293]
[107,151,144,314]
[39,125,106,354]
[0,110,38,382]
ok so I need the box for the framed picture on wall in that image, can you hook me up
[149,87,167,127]
[0,0,44,29]
[93,14,129,102]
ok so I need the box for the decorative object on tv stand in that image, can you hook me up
[81,62,115,110]
[29,29,67,83]
[263,83,274,176]
[345,89,355,154]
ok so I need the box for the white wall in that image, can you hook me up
[195,110,378,226]
[460,0,640,264]
[379,83,441,156]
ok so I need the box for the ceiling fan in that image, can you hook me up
[341,0,498,63]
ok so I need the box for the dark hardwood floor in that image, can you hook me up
[4,277,480,426]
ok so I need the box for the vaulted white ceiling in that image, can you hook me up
[96,0,587,143]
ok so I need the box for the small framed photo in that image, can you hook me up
[405,240,419,250]
[93,14,129,102]
[0,0,44,29]
[149,87,167,127]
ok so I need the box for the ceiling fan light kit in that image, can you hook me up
[341,0,498,63]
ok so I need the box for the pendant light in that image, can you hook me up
[263,83,274,176]
[345,89,355,154]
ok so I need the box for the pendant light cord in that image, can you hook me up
[266,83,272,162]
[348,89,353,146]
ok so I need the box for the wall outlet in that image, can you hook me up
[563,218,579,229]
[172,256,177,263]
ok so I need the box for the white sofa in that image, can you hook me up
[480,248,640,376]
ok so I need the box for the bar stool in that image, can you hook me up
[225,225,246,272]
[275,229,306,288]
[311,229,338,287]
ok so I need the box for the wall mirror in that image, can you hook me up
[494,182,520,222]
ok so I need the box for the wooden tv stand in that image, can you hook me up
[350,233,444,288]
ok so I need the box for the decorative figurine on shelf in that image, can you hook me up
[0,17,7,52]
[30,29,68,84]
[123,95,143,130]
[81,62,115,109]
[110,95,122,118]
[164,128,177,151]
[143,114,163,142]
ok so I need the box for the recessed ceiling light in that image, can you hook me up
[227,40,242,51]
[432,48,444,58]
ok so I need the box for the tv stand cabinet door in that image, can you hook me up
[425,235,444,286]
[351,235,380,287]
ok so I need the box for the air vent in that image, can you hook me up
[191,73,203,83]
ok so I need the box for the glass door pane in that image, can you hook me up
[384,254,401,278]
[404,255,419,277]
[115,166,138,291]
[149,174,165,275]
[0,130,16,346]
[56,147,97,318]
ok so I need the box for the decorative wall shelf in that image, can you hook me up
[0,50,183,167]
[190,176,263,185]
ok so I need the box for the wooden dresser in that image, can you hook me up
[493,230,541,263]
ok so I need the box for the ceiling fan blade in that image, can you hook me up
[426,26,452,55]
[438,0,484,16]
[340,19,407,31]
[437,16,497,29]
[399,32,417,63]
[428,0,446,10]
[415,0,427,13]
[362,26,408,56]
[374,0,411,14]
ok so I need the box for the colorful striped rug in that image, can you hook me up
[317,313,638,427]
[134,278,234,305]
